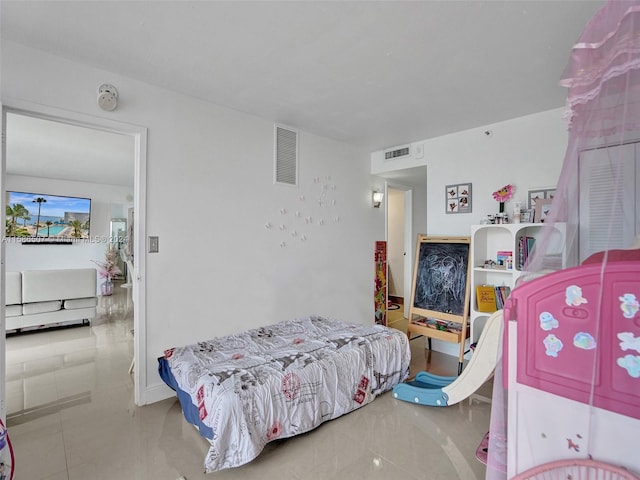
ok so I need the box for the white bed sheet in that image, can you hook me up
[162,315,410,472]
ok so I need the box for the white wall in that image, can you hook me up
[2,41,383,402]
[421,110,567,235]
[372,109,568,355]
[5,174,133,276]
[373,110,567,235]
[410,183,428,265]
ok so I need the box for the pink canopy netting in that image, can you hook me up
[486,1,640,479]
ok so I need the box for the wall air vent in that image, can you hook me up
[384,144,412,161]
[274,124,298,186]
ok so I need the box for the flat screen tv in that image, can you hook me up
[6,191,91,239]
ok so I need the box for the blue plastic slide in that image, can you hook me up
[393,311,503,407]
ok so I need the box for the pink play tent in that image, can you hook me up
[487,2,640,479]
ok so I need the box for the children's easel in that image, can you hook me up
[406,235,471,374]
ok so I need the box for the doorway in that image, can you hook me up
[1,103,147,419]
[386,183,413,320]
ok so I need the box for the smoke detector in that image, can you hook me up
[97,84,118,111]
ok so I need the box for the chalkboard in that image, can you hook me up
[408,235,472,372]
[411,236,471,319]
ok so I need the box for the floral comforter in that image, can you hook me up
[159,315,410,472]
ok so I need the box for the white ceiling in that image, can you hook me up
[1,0,604,186]
[6,113,135,187]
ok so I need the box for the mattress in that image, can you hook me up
[158,315,410,472]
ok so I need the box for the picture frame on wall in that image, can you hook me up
[445,183,472,214]
[528,187,556,210]
[534,198,553,223]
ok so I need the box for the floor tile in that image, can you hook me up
[9,429,67,480]
[6,294,490,479]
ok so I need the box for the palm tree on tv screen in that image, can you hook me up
[20,212,31,227]
[5,205,19,235]
[5,203,29,236]
[45,220,54,237]
[32,197,47,237]
[69,219,83,238]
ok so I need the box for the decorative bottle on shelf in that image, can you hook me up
[513,202,521,223]
[101,277,114,296]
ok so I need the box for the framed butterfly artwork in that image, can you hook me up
[445,183,472,214]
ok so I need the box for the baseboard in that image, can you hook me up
[142,382,175,405]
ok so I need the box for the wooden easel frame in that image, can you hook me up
[406,235,471,374]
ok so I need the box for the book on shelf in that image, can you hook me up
[476,284,511,312]
[476,285,497,312]
[496,250,513,268]
[495,285,511,309]
[518,236,536,269]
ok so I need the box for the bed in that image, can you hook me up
[158,315,410,472]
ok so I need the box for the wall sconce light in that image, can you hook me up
[372,191,384,208]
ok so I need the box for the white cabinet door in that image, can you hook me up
[578,142,638,261]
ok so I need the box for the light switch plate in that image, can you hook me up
[148,236,159,253]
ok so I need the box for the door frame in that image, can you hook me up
[1,99,148,407]
[1,99,4,420]
[384,181,413,319]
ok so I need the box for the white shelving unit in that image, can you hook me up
[469,223,565,343]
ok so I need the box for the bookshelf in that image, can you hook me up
[469,223,565,343]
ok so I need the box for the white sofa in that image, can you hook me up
[6,268,98,332]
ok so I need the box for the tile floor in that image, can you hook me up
[5,293,491,479]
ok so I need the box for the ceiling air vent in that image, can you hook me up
[274,124,298,186]
[384,144,412,161]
